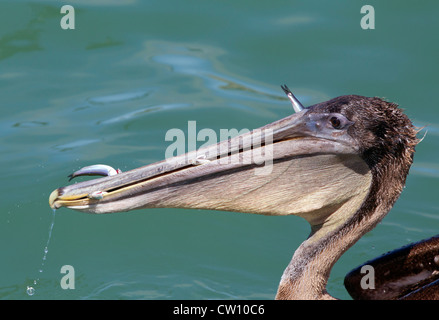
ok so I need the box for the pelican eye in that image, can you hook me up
[330,116,341,129]
[327,114,352,130]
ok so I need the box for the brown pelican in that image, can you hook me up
[49,87,439,299]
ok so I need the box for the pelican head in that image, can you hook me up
[49,92,418,299]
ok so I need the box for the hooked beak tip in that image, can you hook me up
[49,189,59,209]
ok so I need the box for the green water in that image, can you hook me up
[1,0,438,300]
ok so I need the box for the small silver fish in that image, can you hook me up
[280,84,305,113]
[68,164,122,181]
[88,191,107,200]
[190,155,211,166]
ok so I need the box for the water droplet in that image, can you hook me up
[28,209,57,296]
[26,286,35,296]
[434,255,439,266]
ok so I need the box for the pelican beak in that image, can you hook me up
[49,107,370,218]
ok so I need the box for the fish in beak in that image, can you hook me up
[49,90,371,229]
